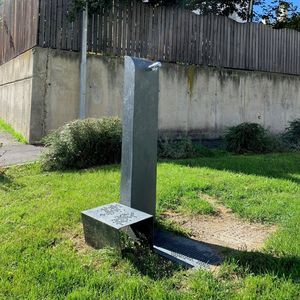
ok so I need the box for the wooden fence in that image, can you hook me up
[38,0,82,51]
[0,0,39,65]
[1,0,300,76]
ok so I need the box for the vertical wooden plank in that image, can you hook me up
[208,14,214,66]
[195,14,200,65]
[152,5,158,59]
[55,0,62,49]
[168,6,174,62]
[143,4,149,58]
[130,0,137,56]
[291,30,296,74]
[139,1,144,57]
[66,0,73,51]
[112,1,118,55]
[198,15,204,65]
[150,5,156,59]
[213,16,220,67]
[187,11,193,64]
[136,0,141,57]
[50,0,57,48]
[117,3,123,55]
[222,18,228,68]
[108,2,114,53]
[289,30,294,74]
[76,10,82,51]
[296,30,300,74]
[125,1,131,56]
[131,0,137,56]
[270,27,275,73]
[102,5,107,54]
[97,7,103,53]
[173,7,180,62]
[45,0,52,47]
[273,28,278,73]
[162,6,166,60]
[227,18,233,68]
[179,8,185,62]
[60,0,66,49]
[282,29,287,73]
[183,9,189,63]
[120,3,127,55]
[248,23,254,70]
[87,13,93,52]
[92,13,98,53]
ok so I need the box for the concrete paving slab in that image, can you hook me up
[0,130,43,166]
[0,145,43,167]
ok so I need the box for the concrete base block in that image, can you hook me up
[82,203,154,250]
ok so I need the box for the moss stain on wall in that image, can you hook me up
[186,65,196,98]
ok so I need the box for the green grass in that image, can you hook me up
[0,119,27,144]
[0,153,300,299]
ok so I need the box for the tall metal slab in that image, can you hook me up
[120,56,160,217]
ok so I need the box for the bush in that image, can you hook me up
[41,118,122,170]
[158,136,214,159]
[158,137,195,159]
[282,119,300,150]
[224,123,272,154]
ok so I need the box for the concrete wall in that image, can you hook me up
[1,46,300,143]
[0,50,34,141]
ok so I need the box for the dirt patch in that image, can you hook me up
[162,194,277,252]
[71,232,91,253]
[62,226,92,254]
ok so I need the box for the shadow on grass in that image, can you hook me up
[0,173,24,191]
[122,246,182,280]
[45,164,121,175]
[170,153,300,184]
[122,233,300,282]
[227,249,300,283]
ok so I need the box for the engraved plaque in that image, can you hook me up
[82,203,153,229]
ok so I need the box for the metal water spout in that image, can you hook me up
[148,61,162,71]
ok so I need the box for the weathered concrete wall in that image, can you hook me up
[1,46,300,142]
[0,50,34,141]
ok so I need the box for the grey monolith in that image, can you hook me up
[120,56,160,217]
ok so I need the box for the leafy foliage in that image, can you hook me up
[41,118,122,170]
[225,123,273,154]
[274,13,300,31]
[158,136,214,159]
[71,0,299,23]
[158,136,196,159]
[282,118,300,149]
[255,0,298,23]
[72,0,251,20]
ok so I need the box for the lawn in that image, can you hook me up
[0,153,299,299]
[0,119,27,144]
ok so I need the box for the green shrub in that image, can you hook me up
[282,119,300,150]
[157,136,214,159]
[158,137,196,159]
[41,118,122,170]
[224,123,272,154]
